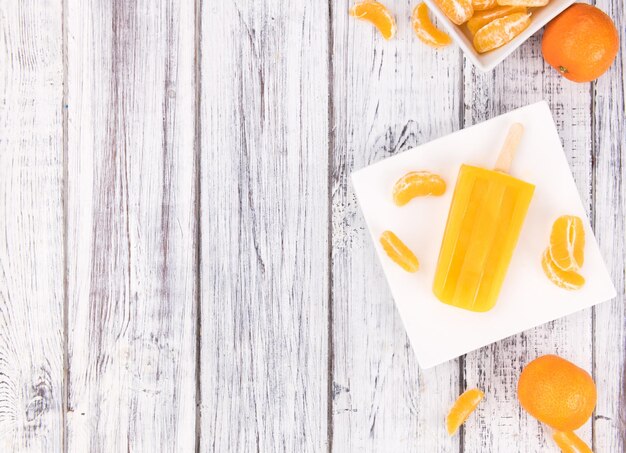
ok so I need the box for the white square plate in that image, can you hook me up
[352,101,616,369]
[422,0,575,71]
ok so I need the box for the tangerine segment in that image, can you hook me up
[392,171,446,206]
[518,355,597,431]
[553,431,593,453]
[473,12,531,53]
[380,231,419,272]
[349,1,397,40]
[467,6,527,35]
[446,388,484,435]
[497,0,548,6]
[549,215,585,272]
[472,0,497,11]
[542,249,585,290]
[411,3,453,47]
[434,0,474,25]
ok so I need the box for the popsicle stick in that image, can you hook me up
[494,123,524,173]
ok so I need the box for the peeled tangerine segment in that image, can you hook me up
[553,431,593,453]
[446,388,484,435]
[434,0,473,25]
[497,0,548,6]
[467,6,527,35]
[412,3,453,47]
[549,215,585,272]
[472,0,497,11]
[473,12,531,53]
[542,249,585,290]
[380,230,419,273]
[433,165,535,312]
[393,171,446,206]
[349,1,397,40]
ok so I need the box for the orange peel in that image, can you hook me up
[518,355,596,431]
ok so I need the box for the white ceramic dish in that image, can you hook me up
[352,101,616,368]
[422,0,575,71]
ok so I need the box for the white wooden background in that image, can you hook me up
[0,0,623,451]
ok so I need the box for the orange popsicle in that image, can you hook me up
[433,124,535,312]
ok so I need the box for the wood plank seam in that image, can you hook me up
[590,71,597,453]
[62,0,70,451]
[195,1,203,452]
[589,0,626,445]
[327,2,336,453]
[458,49,466,453]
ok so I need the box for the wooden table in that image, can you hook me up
[1,1,623,451]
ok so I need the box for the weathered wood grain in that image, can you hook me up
[462,34,594,452]
[591,0,625,449]
[0,1,64,451]
[200,1,330,451]
[0,1,622,451]
[65,1,197,451]
[330,1,462,450]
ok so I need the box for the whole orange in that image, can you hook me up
[517,355,596,431]
[542,4,619,82]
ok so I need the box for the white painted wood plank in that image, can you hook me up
[462,35,594,452]
[591,0,625,449]
[331,1,462,450]
[65,1,197,451]
[0,1,64,451]
[200,1,330,451]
